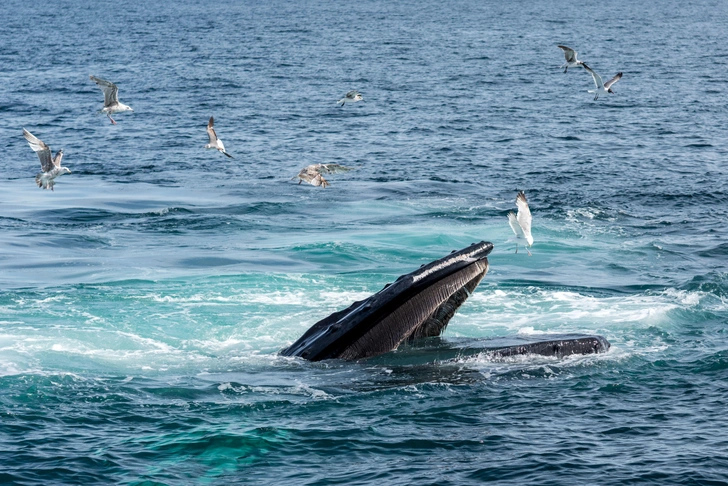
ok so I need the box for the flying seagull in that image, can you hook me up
[337,90,363,107]
[23,128,71,191]
[294,164,354,188]
[204,117,233,158]
[582,64,622,101]
[89,75,133,124]
[557,45,585,73]
[507,191,533,256]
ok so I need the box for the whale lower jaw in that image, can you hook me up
[481,334,610,359]
[365,334,610,366]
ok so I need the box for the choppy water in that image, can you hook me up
[2,0,728,484]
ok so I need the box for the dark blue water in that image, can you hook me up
[2,0,728,484]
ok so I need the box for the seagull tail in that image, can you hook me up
[35,174,53,190]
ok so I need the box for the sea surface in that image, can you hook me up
[1,0,728,484]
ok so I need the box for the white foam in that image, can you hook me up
[0,359,24,377]
[136,289,371,308]
[33,295,68,305]
[661,288,703,307]
[566,207,602,221]
[461,288,696,336]
[290,381,333,400]
[517,327,546,335]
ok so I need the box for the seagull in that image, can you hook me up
[294,164,354,188]
[23,129,71,191]
[507,191,533,256]
[582,64,622,101]
[337,90,363,107]
[89,75,133,124]
[204,117,233,158]
[557,45,585,73]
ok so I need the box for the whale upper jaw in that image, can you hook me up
[281,241,494,361]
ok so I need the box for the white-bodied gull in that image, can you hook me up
[338,90,363,107]
[89,75,133,124]
[294,164,354,188]
[557,45,585,73]
[507,191,533,256]
[204,117,233,158]
[23,128,71,191]
[582,64,622,101]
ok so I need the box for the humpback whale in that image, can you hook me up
[281,241,610,361]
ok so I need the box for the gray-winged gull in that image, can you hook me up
[204,116,233,158]
[89,75,134,124]
[557,45,586,73]
[294,164,354,188]
[23,128,71,191]
[582,64,622,100]
[337,90,363,107]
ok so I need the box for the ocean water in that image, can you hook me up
[1,0,728,483]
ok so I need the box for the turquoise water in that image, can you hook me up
[2,0,728,483]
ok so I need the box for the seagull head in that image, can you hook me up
[62,167,72,175]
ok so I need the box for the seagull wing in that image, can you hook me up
[345,90,359,99]
[582,64,603,89]
[508,212,524,239]
[297,166,317,181]
[317,163,354,174]
[206,117,218,144]
[604,72,623,90]
[558,45,577,63]
[217,139,232,157]
[23,129,54,172]
[515,191,533,246]
[296,171,309,182]
[90,75,119,106]
[52,150,64,169]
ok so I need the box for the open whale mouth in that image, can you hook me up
[281,241,610,362]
